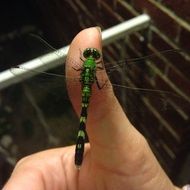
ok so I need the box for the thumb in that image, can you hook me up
[66,27,176,190]
[66,27,143,169]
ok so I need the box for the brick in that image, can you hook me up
[129,33,152,55]
[137,80,189,136]
[128,36,175,76]
[151,30,173,50]
[72,0,117,28]
[123,34,168,72]
[121,68,188,137]
[133,0,179,39]
[164,50,190,80]
[138,102,181,142]
[149,92,189,134]
[148,31,190,79]
[155,75,190,116]
[113,1,134,20]
[158,143,175,169]
[162,0,190,22]
[96,1,123,26]
[179,28,190,53]
[37,0,80,44]
[168,67,190,95]
[160,128,181,153]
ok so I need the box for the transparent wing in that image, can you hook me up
[101,48,190,133]
[10,48,189,115]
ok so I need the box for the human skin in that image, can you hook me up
[3,27,181,190]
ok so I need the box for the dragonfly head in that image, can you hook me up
[83,48,101,60]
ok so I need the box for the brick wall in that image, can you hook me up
[32,0,190,185]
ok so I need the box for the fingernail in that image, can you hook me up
[96,26,101,34]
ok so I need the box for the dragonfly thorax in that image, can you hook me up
[84,58,96,70]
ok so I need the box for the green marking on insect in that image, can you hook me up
[74,47,105,169]
[80,116,86,123]
[77,130,85,138]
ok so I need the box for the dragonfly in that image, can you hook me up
[10,45,189,168]
[73,47,106,168]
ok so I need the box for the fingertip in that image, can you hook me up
[68,27,102,58]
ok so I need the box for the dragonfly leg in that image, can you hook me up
[96,59,105,69]
[80,57,85,62]
[95,76,108,89]
[97,66,104,70]
[72,66,82,71]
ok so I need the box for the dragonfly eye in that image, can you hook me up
[83,48,101,60]
[92,49,101,60]
[83,48,91,58]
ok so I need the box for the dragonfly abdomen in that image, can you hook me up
[75,84,92,167]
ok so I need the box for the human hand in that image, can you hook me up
[3,27,181,190]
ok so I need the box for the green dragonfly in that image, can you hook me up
[72,48,105,168]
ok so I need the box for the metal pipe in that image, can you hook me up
[0,14,150,90]
[102,14,150,45]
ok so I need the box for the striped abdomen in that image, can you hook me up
[75,85,92,167]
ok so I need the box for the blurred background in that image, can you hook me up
[0,0,190,188]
